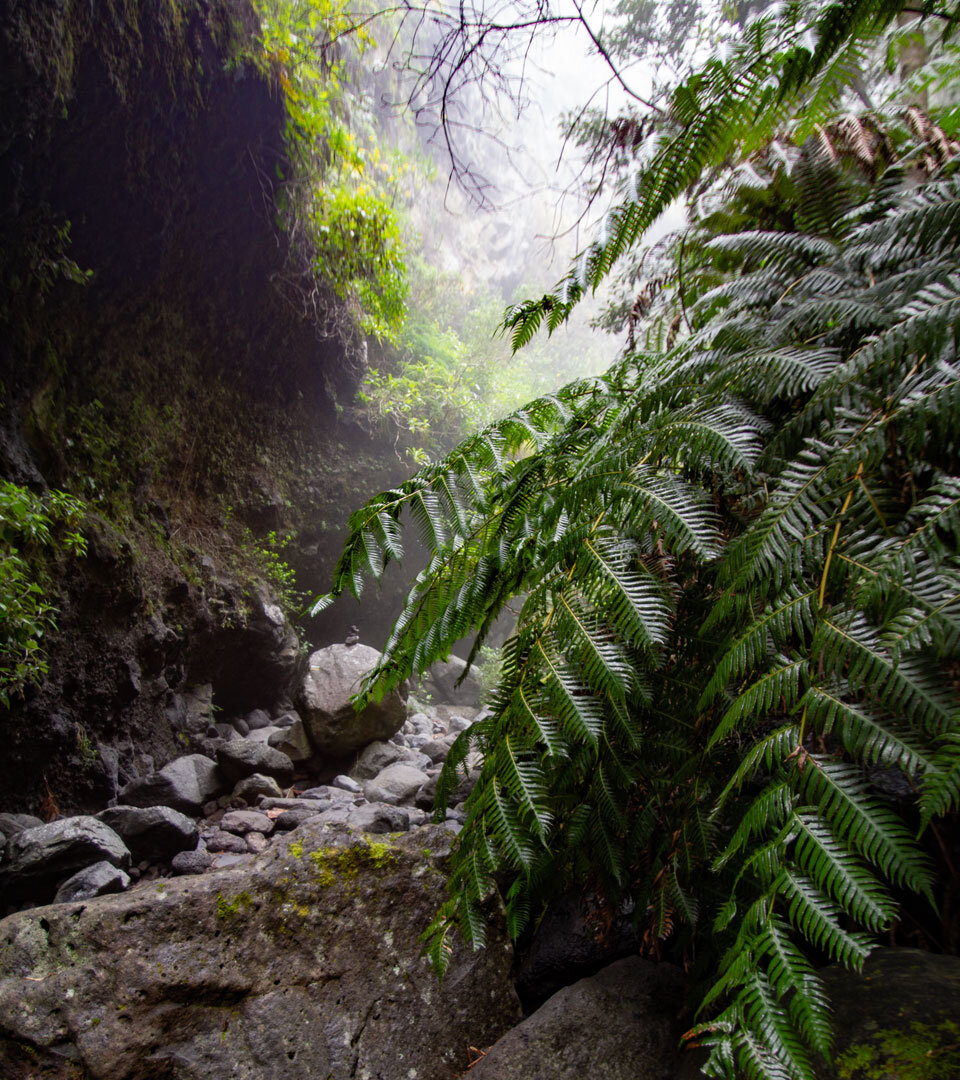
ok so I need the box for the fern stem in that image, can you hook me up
[817,462,863,611]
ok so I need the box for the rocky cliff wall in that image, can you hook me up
[0,0,410,816]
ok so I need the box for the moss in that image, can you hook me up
[289,839,303,860]
[308,839,400,889]
[216,890,253,920]
[836,1019,960,1079]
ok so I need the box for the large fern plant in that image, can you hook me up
[315,4,960,1078]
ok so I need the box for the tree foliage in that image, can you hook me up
[318,2,960,1078]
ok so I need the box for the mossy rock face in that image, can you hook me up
[0,824,521,1079]
[816,950,960,1080]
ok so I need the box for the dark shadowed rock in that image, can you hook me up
[1,817,131,904]
[468,957,685,1080]
[170,850,214,875]
[423,655,482,706]
[0,825,520,1079]
[299,643,407,755]
[118,754,224,815]
[216,741,294,787]
[53,861,130,903]
[97,805,199,862]
[814,948,960,1079]
[0,814,43,837]
[515,891,642,1010]
[267,719,312,762]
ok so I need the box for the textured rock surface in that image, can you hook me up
[468,957,685,1080]
[53,860,131,903]
[0,824,520,1079]
[814,948,960,1079]
[216,741,294,786]
[118,754,224,815]
[364,763,430,806]
[300,644,407,755]
[97,805,199,862]
[1,816,130,903]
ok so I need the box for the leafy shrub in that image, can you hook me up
[0,482,86,707]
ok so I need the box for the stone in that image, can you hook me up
[415,767,480,812]
[423,655,482,706]
[232,717,250,737]
[232,773,282,802]
[814,948,960,1079]
[273,710,300,729]
[447,714,475,734]
[182,684,215,734]
[514,891,641,1010]
[202,830,248,854]
[170,850,214,876]
[297,785,355,803]
[244,725,282,744]
[259,797,331,812]
[219,810,274,836]
[53,861,130,904]
[118,754,224,815]
[363,763,430,806]
[299,643,407,755]
[209,852,255,870]
[350,739,406,781]
[0,826,520,1078]
[97,805,199,862]
[0,813,43,837]
[267,719,313,763]
[468,957,685,1080]
[271,809,321,831]
[346,803,411,833]
[421,735,456,763]
[331,774,362,794]
[245,832,269,854]
[407,712,433,735]
[216,742,294,787]
[407,732,432,749]
[244,708,272,730]
[1,817,131,904]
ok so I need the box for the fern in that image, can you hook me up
[322,8,960,1080]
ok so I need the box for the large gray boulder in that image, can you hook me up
[118,753,224,815]
[1,816,131,904]
[0,824,520,1079]
[350,739,406,780]
[364,763,430,806]
[468,956,686,1080]
[216,741,294,787]
[422,655,482,706]
[96,805,199,862]
[299,643,407,755]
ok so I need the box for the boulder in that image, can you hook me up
[267,719,313,763]
[346,803,411,833]
[218,810,274,836]
[423,655,482,706]
[415,767,480,813]
[515,891,641,1010]
[216,741,294,787]
[421,735,456,763]
[244,725,282,744]
[171,850,214,876]
[182,683,215,734]
[53,861,130,904]
[0,813,43,837]
[231,773,283,802]
[118,753,224,815]
[814,948,960,1079]
[299,643,407,755]
[1,816,131,904]
[468,957,685,1080]
[350,739,406,780]
[244,708,272,730]
[332,774,362,795]
[364,763,430,806]
[0,825,520,1079]
[202,829,248,854]
[271,809,322,832]
[96,805,199,862]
